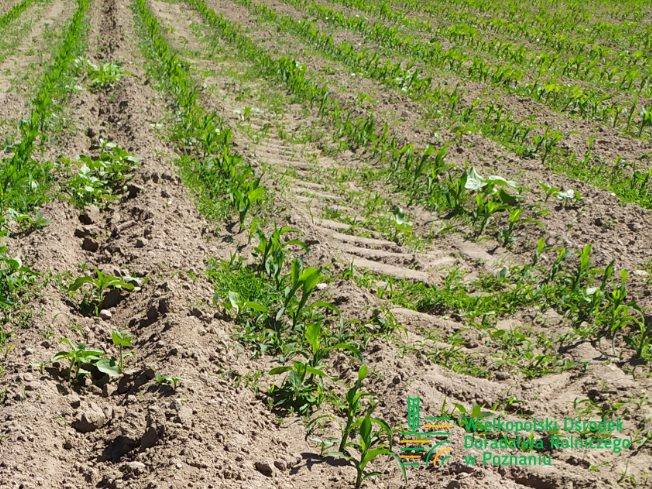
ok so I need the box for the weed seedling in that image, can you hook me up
[49,338,105,382]
[69,268,145,315]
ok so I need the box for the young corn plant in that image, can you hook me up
[497,208,544,247]
[327,409,405,488]
[281,259,327,329]
[312,367,405,488]
[252,225,307,286]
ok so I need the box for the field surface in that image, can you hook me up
[0,0,652,488]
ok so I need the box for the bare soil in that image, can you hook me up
[0,0,651,488]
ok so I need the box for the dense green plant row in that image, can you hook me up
[132,0,265,226]
[350,239,652,369]
[0,0,92,229]
[0,0,39,29]
[225,0,652,210]
[279,0,652,132]
[184,0,652,368]
[320,0,652,96]
[394,0,652,63]
[168,5,413,481]
[410,0,651,49]
[0,0,93,375]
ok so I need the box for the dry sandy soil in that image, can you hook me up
[0,0,651,488]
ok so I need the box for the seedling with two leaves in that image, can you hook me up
[537,181,578,206]
[69,267,146,315]
[149,372,183,389]
[95,330,134,376]
[49,338,107,382]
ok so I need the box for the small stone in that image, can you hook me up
[74,225,100,238]
[392,375,401,385]
[633,270,649,277]
[255,460,274,477]
[594,217,603,227]
[72,403,107,433]
[124,461,146,475]
[273,460,287,471]
[495,372,510,381]
[79,205,101,225]
[628,222,642,232]
[23,348,34,356]
[135,238,148,248]
[102,383,116,398]
[82,238,99,252]
[69,394,81,409]
[113,220,136,237]
[99,310,112,320]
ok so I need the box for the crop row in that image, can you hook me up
[0,0,93,371]
[0,0,39,30]
[401,0,652,60]
[157,3,652,483]
[132,0,266,227]
[179,0,652,368]
[278,0,652,132]
[0,0,92,231]
[321,0,652,96]
[413,0,650,49]
[132,2,418,485]
[226,0,652,209]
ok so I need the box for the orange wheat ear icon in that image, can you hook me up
[400,396,452,468]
